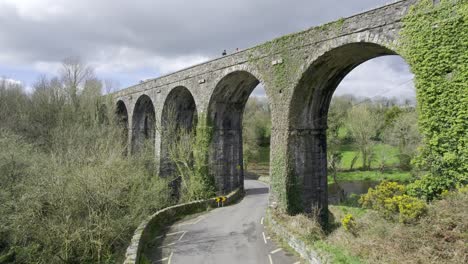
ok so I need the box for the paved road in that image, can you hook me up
[146,179,301,264]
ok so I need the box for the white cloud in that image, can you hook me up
[0,77,21,85]
[1,0,69,21]
[91,46,210,80]
[0,0,415,99]
[0,77,34,93]
[336,56,415,102]
[32,61,62,75]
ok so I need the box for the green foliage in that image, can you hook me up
[382,110,421,170]
[399,0,468,197]
[242,97,271,171]
[383,106,404,128]
[165,114,216,202]
[0,61,176,263]
[187,116,216,200]
[328,170,412,184]
[313,240,362,264]
[346,105,382,170]
[406,172,460,201]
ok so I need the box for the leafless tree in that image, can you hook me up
[60,56,95,106]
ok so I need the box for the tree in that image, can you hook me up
[346,104,381,170]
[242,97,271,171]
[383,110,421,170]
[326,96,352,199]
[60,57,95,108]
[104,79,120,94]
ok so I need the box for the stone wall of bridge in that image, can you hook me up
[112,0,418,216]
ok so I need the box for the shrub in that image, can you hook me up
[384,195,427,223]
[406,173,457,201]
[341,214,357,233]
[360,181,427,223]
[457,184,468,194]
[359,181,406,211]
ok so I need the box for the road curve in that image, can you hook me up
[146,179,301,264]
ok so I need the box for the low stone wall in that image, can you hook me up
[123,188,243,264]
[266,210,323,264]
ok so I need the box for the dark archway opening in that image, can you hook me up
[242,85,271,194]
[115,100,128,149]
[208,71,270,194]
[289,42,416,220]
[160,86,198,179]
[131,95,155,155]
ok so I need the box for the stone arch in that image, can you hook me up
[208,70,270,194]
[115,100,129,148]
[288,42,405,218]
[160,86,198,178]
[131,94,156,155]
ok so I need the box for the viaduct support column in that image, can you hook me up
[289,127,328,222]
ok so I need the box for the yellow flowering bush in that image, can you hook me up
[457,185,468,194]
[360,181,427,223]
[385,195,427,223]
[359,181,406,211]
[341,214,357,233]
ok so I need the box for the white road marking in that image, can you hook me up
[261,217,264,225]
[293,262,300,264]
[268,254,274,264]
[262,232,268,244]
[192,215,205,225]
[154,257,168,262]
[270,248,282,254]
[157,242,176,249]
[168,252,174,264]
[155,230,186,239]
[178,231,187,241]
[176,216,205,227]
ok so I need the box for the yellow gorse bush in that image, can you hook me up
[360,181,427,223]
[384,195,427,223]
[359,181,406,211]
[341,214,357,232]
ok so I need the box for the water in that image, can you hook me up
[328,180,379,205]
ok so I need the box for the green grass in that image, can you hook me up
[248,144,412,184]
[339,144,400,170]
[330,205,367,218]
[337,126,348,139]
[313,240,362,264]
[254,146,270,165]
[328,170,412,184]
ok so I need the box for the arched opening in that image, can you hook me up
[160,86,197,179]
[327,55,416,206]
[289,42,416,219]
[115,100,129,148]
[131,94,155,155]
[242,85,271,189]
[208,71,270,194]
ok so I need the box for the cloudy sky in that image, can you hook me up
[0,0,414,101]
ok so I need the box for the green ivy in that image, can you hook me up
[398,0,468,199]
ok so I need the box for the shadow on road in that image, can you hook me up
[245,187,269,196]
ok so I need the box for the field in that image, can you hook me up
[246,145,412,184]
[338,143,400,170]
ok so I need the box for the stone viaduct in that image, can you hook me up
[112,0,419,218]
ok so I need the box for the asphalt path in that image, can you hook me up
[146,179,301,264]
